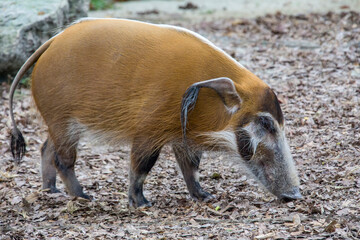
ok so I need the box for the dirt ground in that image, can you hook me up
[1,10,360,240]
[89,0,360,22]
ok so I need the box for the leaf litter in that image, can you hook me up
[0,11,359,239]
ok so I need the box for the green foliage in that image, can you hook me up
[19,77,31,88]
[210,172,221,180]
[90,0,114,10]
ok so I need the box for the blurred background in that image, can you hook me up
[89,0,360,21]
[0,0,359,80]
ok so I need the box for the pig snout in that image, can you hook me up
[247,140,302,202]
[280,186,302,202]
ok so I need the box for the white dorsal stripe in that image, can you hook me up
[70,17,246,70]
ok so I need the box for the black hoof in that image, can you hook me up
[279,187,302,202]
[129,196,152,208]
[69,190,92,200]
[44,187,61,194]
[77,192,91,200]
[191,190,214,202]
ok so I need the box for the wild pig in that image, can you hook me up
[9,18,302,207]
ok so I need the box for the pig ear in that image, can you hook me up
[181,77,241,141]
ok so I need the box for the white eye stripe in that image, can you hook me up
[242,113,284,151]
[243,122,260,153]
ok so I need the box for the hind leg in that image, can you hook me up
[41,137,59,193]
[45,124,89,199]
[128,138,162,208]
[172,144,213,202]
[53,144,90,199]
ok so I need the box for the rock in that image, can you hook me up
[0,0,89,81]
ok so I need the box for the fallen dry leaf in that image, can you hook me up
[0,11,359,239]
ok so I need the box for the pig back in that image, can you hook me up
[31,19,241,145]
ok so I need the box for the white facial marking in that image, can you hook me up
[243,112,300,186]
[243,122,261,154]
[243,112,282,151]
[278,131,300,186]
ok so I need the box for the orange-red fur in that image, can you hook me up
[23,19,270,152]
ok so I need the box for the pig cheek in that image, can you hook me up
[264,165,276,183]
[259,159,277,189]
[255,146,278,190]
[259,145,276,185]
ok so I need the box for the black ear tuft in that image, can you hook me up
[10,127,26,163]
[181,85,200,143]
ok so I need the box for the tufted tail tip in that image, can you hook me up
[10,127,26,163]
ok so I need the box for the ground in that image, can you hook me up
[0,7,359,240]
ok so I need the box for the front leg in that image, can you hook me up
[128,140,162,208]
[172,144,214,202]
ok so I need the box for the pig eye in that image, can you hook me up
[237,130,253,161]
[257,116,276,134]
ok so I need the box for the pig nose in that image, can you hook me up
[280,187,302,202]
